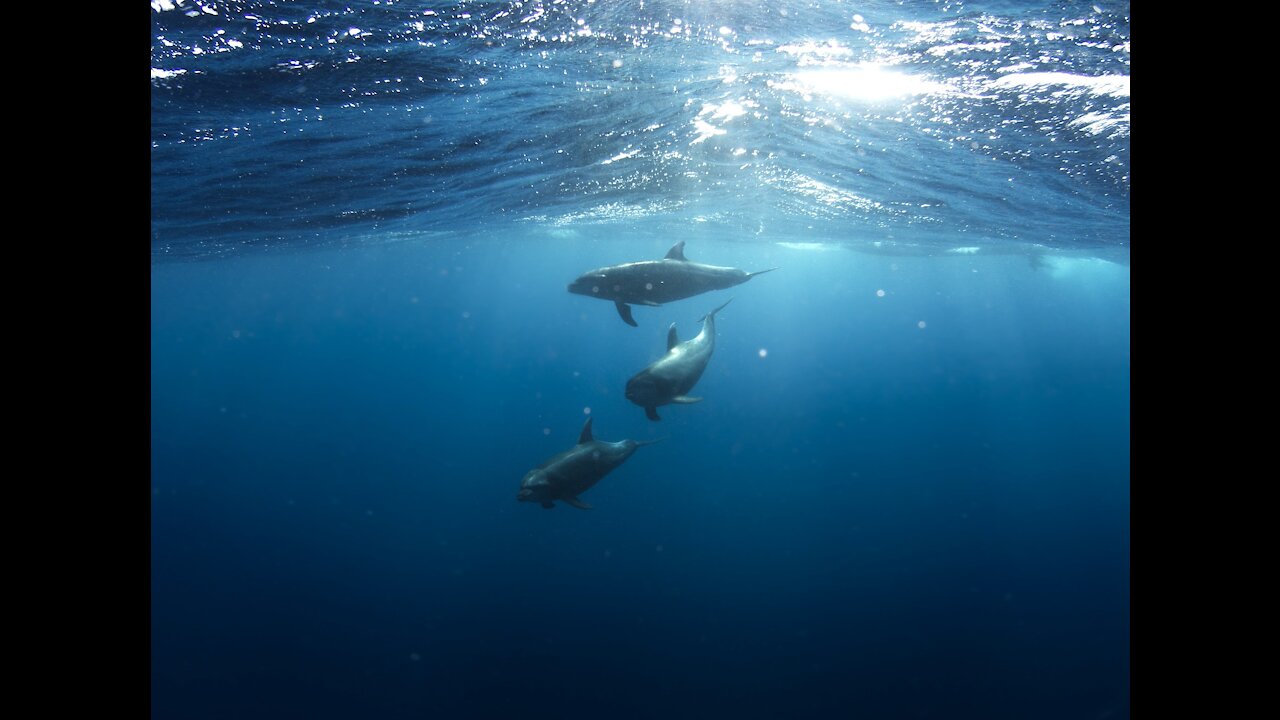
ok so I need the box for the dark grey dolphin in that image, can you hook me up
[625,299,732,421]
[516,417,660,510]
[568,241,775,326]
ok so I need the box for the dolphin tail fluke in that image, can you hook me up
[748,268,779,278]
[615,301,638,327]
[645,406,661,422]
[699,298,733,323]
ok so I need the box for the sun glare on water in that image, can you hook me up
[776,64,948,103]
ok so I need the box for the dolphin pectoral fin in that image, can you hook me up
[563,496,592,510]
[615,301,638,326]
[664,241,687,261]
[645,406,661,421]
[748,267,779,278]
[671,395,703,404]
[638,300,662,307]
[667,323,679,351]
[541,501,555,509]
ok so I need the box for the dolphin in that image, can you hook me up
[517,417,660,510]
[568,241,775,326]
[625,298,732,421]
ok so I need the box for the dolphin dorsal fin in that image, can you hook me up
[664,241,687,261]
[667,323,679,351]
[578,416,594,444]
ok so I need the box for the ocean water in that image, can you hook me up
[151,1,1130,718]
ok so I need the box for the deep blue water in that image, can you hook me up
[152,2,1129,718]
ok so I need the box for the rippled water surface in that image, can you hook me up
[152,0,1129,259]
